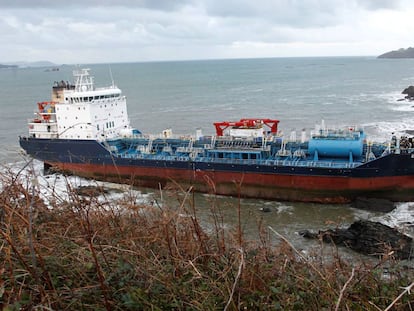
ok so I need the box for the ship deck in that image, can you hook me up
[103,136,395,170]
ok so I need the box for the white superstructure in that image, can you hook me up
[28,68,131,140]
[228,127,264,138]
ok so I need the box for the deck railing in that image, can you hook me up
[118,152,361,169]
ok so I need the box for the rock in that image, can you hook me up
[260,206,271,212]
[402,85,414,100]
[352,197,395,213]
[300,220,413,260]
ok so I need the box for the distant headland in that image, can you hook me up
[0,64,18,69]
[378,47,414,58]
[0,61,57,69]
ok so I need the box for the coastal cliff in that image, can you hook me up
[378,47,414,58]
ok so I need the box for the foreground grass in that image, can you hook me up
[0,168,413,310]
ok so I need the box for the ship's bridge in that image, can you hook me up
[30,68,130,140]
[63,87,122,104]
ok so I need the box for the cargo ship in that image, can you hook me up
[19,69,414,203]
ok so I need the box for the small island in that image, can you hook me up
[378,47,414,58]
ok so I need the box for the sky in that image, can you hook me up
[1,0,414,64]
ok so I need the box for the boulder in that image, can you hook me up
[300,220,413,260]
[402,85,414,100]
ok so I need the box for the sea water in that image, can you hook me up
[1,57,414,251]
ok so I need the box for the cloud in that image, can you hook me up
[0,0,192,10]
[201,0,404,27]
[0,0,413,63]
[358,0,402,10]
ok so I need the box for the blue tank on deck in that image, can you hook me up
[308,131,365,158]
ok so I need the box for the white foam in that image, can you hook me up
[2,159,152,209]
[275,203,295,214]
[382,90,414,112]
[363,118,414,142]
[372,202,414,237]
[391,105,414,112]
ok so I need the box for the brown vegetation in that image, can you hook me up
[0,166,413,310]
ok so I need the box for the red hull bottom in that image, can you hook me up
[46,162,414,203]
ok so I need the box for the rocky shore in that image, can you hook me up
[300,220,413,260]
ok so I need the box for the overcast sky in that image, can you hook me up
[1,0,413,64]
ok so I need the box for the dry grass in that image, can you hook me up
[0,166,413,310]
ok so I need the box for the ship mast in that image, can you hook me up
[74,68,95,92]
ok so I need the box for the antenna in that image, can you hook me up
[109,65,114,87]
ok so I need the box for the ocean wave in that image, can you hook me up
[363,118,414,141]
[378,91,414,112]
[373,203,414,237]
[390,100,414,112]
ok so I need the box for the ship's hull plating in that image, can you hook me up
[19,137,414,203]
